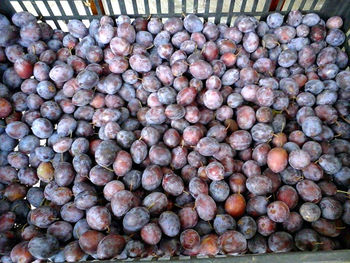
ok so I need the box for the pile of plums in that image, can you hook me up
[1,9,350,262]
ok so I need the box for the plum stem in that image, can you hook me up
[100,164,114,172]
[266,195,272,200]
[235,48,242,56]
[192,203,196,211]
[340,115,350,125]
[337,190,350,195]
[39,197,47,206]
[180,140,185,148]
[20,223,28,232]
[336,226,346,229]
[174,204,183,209]
[147,202,156,210]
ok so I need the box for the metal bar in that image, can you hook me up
[182,0,186,14]
[287,0,294,11]
[204,0,210,21]
[310,0,318,10]
[169,0,174,16]
[227,0,235,26]
[0,0,16,17]
[263,0,273,13]
[66,0,80,19]
[9,6,332,23]
[101,0,110,15]
[31,11,278,20]
[241,0,248,12]
[262,0,272,18]
[156,0,161,15]
[132,0,138,15]
[82,1,93,21]
[144,0,150,16]
[193,0,198,13]
[252,0,259,13]
[299,0,308,10]
[15,0,27,13]
[53,0,68,17]
[27,0,42,19]
[104,0,113,15]
[118,0,127,14]
[4,0,348,40]
[276,0,285,11]
[214,0,224,24]
[41,0,60,28]
[92,0,104,15]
